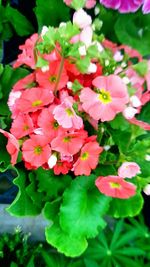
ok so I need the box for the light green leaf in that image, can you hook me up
[108,193,144,218]
[109,114,130,131]
[71,0,86,10]
[60,175,110,238]
[45,219,88,257]
[133,60,148,76]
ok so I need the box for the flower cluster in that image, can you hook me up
[1,8,150,200]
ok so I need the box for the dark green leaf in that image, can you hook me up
[34,0,70,30]
[35,168,72,199]
[115,12,150,56]
[5,6,34,36]
[7,169,40,216]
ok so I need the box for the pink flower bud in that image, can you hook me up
[73,9,92,29]
[118,162,141,178]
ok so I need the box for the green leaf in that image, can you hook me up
[111,129,132,154]
[34,0,70,31]
[128,138,150,177]
[10,262,18,267]
[87,44,99,58]
[35,168,72,200]
[0,134,11,171]
[45,219,88,257]
[133,60,148,76]
[76,56,91,73]
[60,175,110,238]
[115,12,150,56]
[117,247,145,257]
[137,102,150,125]
[0,65,29,116]
[5,6,34,36]
[72,79,83,93]
[108,193,144,218]
[58,22,80,41]
[26,172,44,210]
[36,57,49,68]
[26,256,35,267]
[109,114,130,131]
[71,0,86,10]
[84,259,100,267]
[43,200,61,221]
[7,169,40,216]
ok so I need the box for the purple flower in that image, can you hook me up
[100,0,150,13]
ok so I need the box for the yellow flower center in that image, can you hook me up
[63,136,71,143]
[80,152,89,161]
[32,100,42,107]
[53,121,59,129]
[23,125,29,131]
[65,108,74,116]
[109,182,121,189]
[50,75,56,83]
[98,89,112,104]
[34,145,43,155]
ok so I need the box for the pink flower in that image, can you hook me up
[127,117,150,131]
[36,61,68,92]
[73,140,103,176]
[53,98,83,129]
[51,130,87,155]
[73,9,92,29]
[22,135,51,168]
[13,34,38,69]
[38,107,64,140]
[80,26,93,47]
[118,162,141,178]
[10,114,34,139]
[85,0,96,9]
[95,175,137,199]
[63,0,72,6]
[80,75,129,121]
[17,87,54,113]
[0,129,19,165]
[8,91,22,118]
[13,73,36,91]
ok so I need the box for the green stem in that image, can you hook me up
[54,56,65,94]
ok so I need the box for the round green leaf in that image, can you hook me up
[60,175,110,238]
[108,193,144,218]
[45,220,88,257]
